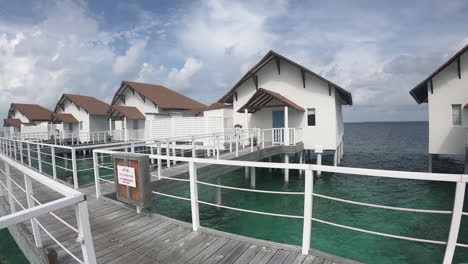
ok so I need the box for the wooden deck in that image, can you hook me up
[2,153,361,264]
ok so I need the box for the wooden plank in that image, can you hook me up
[233,244,261,264]
[267,250,289,264]
[186,237,229,264]
[202,240,240,264]
[287,253,307,264]
[217,242,250,264]
[170,235,219,263]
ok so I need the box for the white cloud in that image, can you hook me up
[136,63,165,83]
[166,57,203,91]
[112,39,148,77]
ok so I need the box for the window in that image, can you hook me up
[68,123,73,131]
[133,119,139,130]
[452,104,462,125]
[307,108,316,126]
[79,121,83,130]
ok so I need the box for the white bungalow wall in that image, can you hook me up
[203,107,234,129]
[113,87,160,119]
[427,51,468,155]
[232,58,343,151]
[56,100,90,133]
[10,109,49,134]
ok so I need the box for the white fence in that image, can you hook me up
[0,154,96,263]
[92,148,467,264]
[146,117,225,139]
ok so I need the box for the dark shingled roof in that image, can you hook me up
[410,44,468,104]
[55,94,110,115]
[4,118,22,127]
[9,103,53,121]
[108,106,146,120]
[237,88,305,113]
[113,81,207,111]
[218,50,352,105]
[206,102,232,110]
[51,113,79,123]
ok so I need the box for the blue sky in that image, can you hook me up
[0,0,467,122]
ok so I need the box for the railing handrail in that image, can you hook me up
[93,148,467,264]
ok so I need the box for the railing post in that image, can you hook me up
[166,140,171,168]
[192,137,196,158]
[131,142,135,153]
[27,143,31,167]
[302,169,313,255]
[189,161,200,231]
[51,146,57,180]
[216,135,220,160]
[157,143,162,179]
[5,162,16,213]
[443,181,466,264]
[72,149,78,189]
[93,151,101,198]
[24,174,43,248]
[235,134,239,157]
[13,141,17,160]
[19,142,23,164]
[75,201,97,264]
[37,144,42,173]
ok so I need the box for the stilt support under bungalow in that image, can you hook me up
[268,157,272,173]
[316,149,323,176]
[284,154,289,182]
[428,154,433,173]
[216,176,221,211]
[299,150,304,175]
[250,167,256,188]
[333,149,338,167]
[245,167,249,179]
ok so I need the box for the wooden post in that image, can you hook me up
[245,167,249,180]
[24,174,43,248]
[75,202,97,264]
[5,162,15,213]
[268,157,272,173]
[299,150,304,175]
[189,161,200,231]
[302,169,313,255]
[333,149,338,166]
[216,176,221,207]
[428,154,433,173]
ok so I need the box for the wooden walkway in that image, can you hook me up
[2,157,361,264]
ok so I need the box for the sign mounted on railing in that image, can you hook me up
[117,165,136,188]
[113,153,151,210]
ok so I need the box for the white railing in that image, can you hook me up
[92,149,467,264]
[0,137,139,189]
[262,128,300,146]
[0,154,96,264]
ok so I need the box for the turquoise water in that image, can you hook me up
[0,229,28,264]
[152,122,468,264]
[2,122,468,263]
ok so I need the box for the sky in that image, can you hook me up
[0,0,467,123]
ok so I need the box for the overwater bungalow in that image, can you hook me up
[217,50,352,165]
[53,94,111,140]
[109,81,207,134]
[4,103,53,135]
[409,44,468,172]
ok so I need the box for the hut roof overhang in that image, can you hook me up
[410,44,468,104]
[50,113,79,124]
[54,94,110,115]
[218,50,352,106]
[108,106,146,120]
[111,81,207,110]
[237,88,305,113]
[3,118,22,127]
[8,103,53,121]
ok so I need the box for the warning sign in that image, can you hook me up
[117,165,136,188]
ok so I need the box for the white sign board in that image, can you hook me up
[117,165,136,188]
